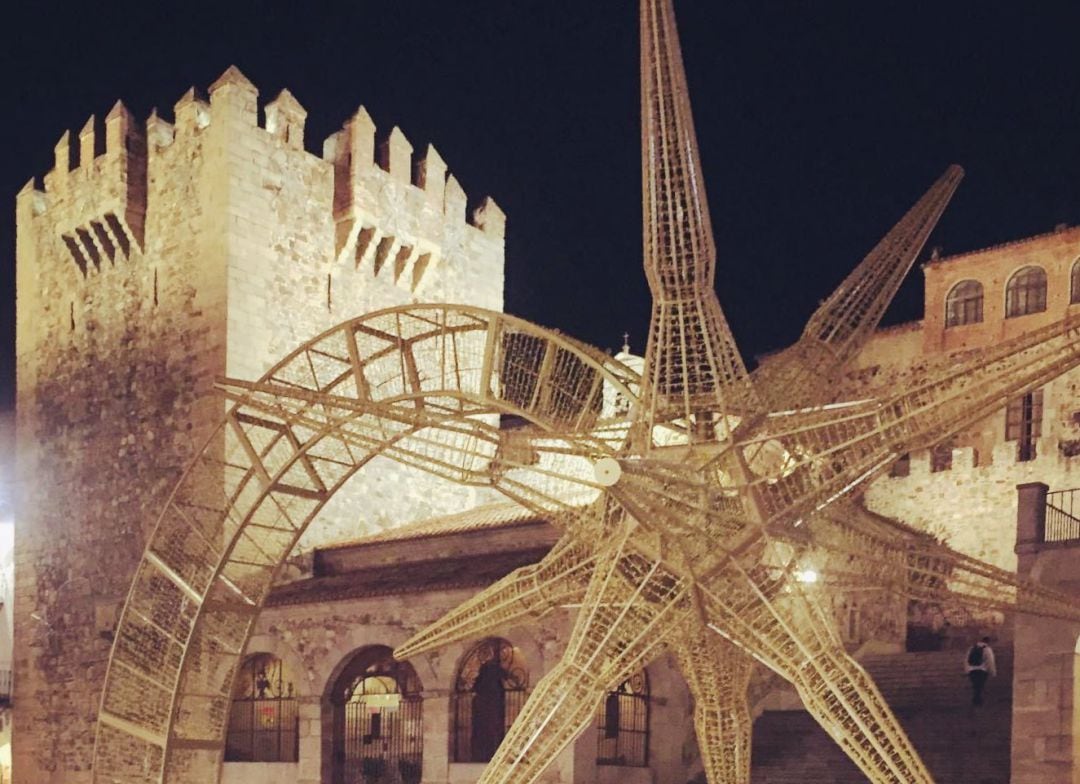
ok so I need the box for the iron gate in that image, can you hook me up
[332,647,424,784]
[341,694,423,784]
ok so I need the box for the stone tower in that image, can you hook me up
[14,66,505,783]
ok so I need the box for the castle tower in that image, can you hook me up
[14,67,505,783]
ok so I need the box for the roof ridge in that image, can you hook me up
[924,224,1080,269]
[318,501,540,551]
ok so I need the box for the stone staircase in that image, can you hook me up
[750,647,1013,783]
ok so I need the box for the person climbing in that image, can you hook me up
[964,636,997,706]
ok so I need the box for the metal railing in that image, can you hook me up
[1044,488,1080,543]
[224,697,299,762]
[340,697,423,784]
[596,690,649,767]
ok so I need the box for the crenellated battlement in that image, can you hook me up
[322,105,504,291]
[23,100,148,276]
[24,65,504,295]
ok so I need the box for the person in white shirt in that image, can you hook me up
[963,636,997,706]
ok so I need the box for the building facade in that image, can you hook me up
[1013,483,1080,784]
[215,496,920,784]
[850,225,1080,573]
[14,68,505,783]
[218,505,701,784]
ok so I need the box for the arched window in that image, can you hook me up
[945,280,983,327]
[329,646,423,784]
[452,638,529,762]
[596,670,650,767]
[225,653,299,762]
[1005,266,1047,318]
[1071,259,1080,304]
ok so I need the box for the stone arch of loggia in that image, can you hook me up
[90,303,642,784]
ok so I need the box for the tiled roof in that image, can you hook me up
[319,501,542,550]
[266,546,550,606]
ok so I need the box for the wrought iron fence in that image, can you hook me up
[224,696,299,762]
[451,638,530,763]
[1045,487,1080,543]
[451,687,528,763]
[341,696,423,784]
[595,683,649,767]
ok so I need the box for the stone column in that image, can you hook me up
[1015,482,1049,552]
[1012,482,1080,784]
[423,689,452,784]
[297,696,322,784]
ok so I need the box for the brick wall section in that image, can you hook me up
[14,66,505,783]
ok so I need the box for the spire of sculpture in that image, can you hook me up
[756,164,964,407]
[802,164,963,363]
[639,0,757,438]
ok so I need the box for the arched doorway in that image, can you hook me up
[596,669,649,767]
[451,638,529,763]
[330,646,423,784]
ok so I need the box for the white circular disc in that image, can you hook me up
[593,456,623,486]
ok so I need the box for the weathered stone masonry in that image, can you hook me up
[847,226,1080,573]
[14,66,505,783]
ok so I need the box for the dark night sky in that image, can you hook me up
[2,1,1079,411]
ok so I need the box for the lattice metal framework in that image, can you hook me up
[92,1,1080,783]
[754,164,964,408]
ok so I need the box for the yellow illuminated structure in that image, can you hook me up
[92,1,1080,782]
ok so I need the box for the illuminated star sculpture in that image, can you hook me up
[93,1,1080,783]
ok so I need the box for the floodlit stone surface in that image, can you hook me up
[218,521,699,784]
[848,225,1080,572]
[14,67,504,783]
[1012,489,1080,784]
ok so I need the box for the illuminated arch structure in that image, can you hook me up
[92,305,638,781]
[94,2,1080,783]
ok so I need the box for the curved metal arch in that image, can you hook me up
[91,304,641,784]
[331,644,425,703]
[453,636,531,694]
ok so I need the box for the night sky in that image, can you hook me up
[2,1,1079,411]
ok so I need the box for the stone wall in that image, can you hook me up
[847,226,1080,572]
[14,66,504,783]
[220,580,697,784]
[1012,483,1080,784]
[0,413,12,784]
